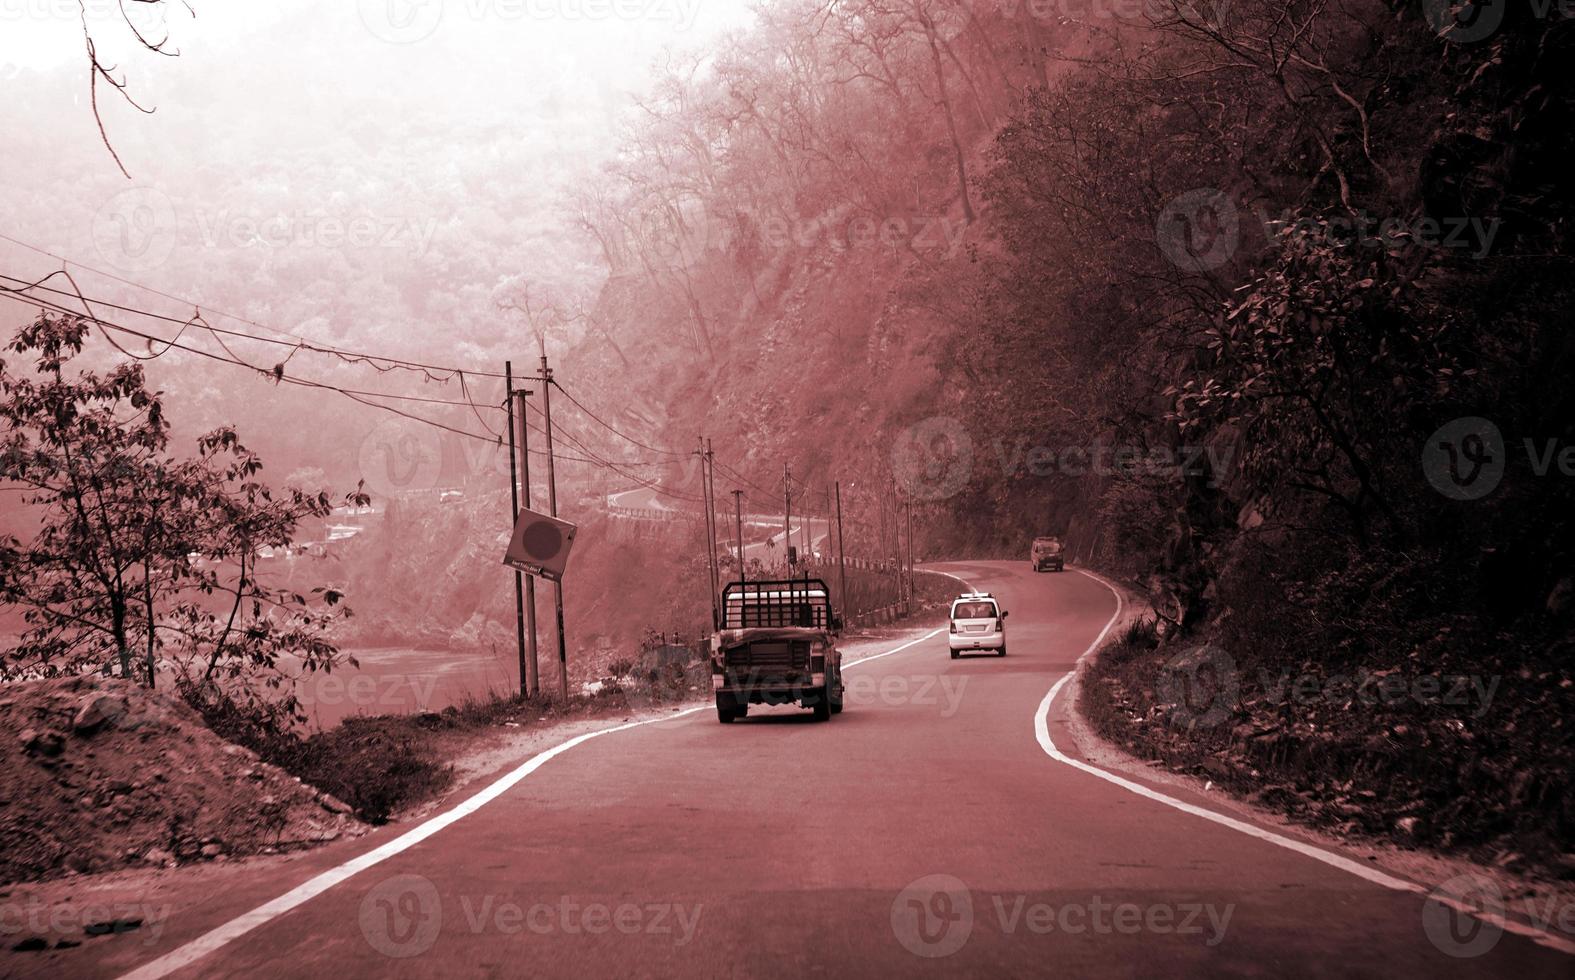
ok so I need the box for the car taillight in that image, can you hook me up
[949,621,958,634]
[995,619,1004,631]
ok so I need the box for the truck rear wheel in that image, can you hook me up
[716,694,746,723]
[811,687,832,721]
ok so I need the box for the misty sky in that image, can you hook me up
[0,0,757,220]
[0,0,759,360]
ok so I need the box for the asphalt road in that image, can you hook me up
[605,487,830,560]
[111,560,1569,978]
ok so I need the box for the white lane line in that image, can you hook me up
[845,628,944,670]
[1037,567,1575,957]
[120,624,944,980]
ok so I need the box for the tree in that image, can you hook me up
[0,313,364,711]
[81,0,192,177]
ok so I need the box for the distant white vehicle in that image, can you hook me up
[948,591,1007,658]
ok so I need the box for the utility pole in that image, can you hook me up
[783,463,792,569]
[732,489,745,584]
[699,437,718,625]
[505,361,523,694]
[835,481,848,623]
[706,439,721,589]
[803,489,813,559]
[878,489,891,605]
[541,351,568,702]
[905,502,914,617]
[515,386,539,697]
[505,362,528,700]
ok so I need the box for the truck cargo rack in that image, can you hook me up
[719,578,838,632]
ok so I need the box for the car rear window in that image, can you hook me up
[952,601,997,619]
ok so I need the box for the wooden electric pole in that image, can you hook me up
[541,352,568,702]
[835,480,848,622]
[706,439,720,590]
[699,437,719,625]
[505,362,529,699]
[732,489,745,584]
[515,386,539,697]
[905,502,914,616]
[783,463,792,568]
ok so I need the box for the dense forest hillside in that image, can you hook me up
[548,0,1575,862]
[4,5,1572,855]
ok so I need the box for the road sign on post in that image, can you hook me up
[503,507,578,582]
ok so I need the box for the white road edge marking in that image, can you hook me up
[120,625,945,979]
[1039,567,1575,957]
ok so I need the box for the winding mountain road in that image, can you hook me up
[76,562,1573,977]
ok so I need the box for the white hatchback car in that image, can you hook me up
[949,592,1007,658]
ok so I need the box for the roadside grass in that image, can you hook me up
[1080,615,1575,879]
[190,663,709,824]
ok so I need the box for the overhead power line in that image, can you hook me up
[0,284,506,447]
[712,456,779,499]
[549,377,689,458]
[0,276,703,497]
[0,235,510,381]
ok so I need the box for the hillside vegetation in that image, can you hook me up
[2,0,1569,871]
[556,1,1575,869]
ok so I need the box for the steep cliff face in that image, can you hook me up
[574,211,983,553]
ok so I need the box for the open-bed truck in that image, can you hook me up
[711,578,845,723]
